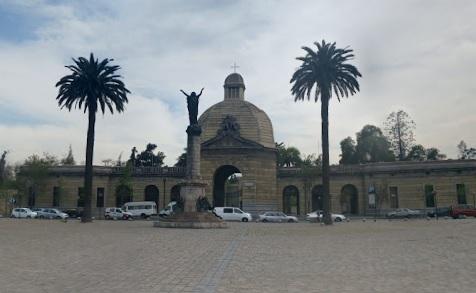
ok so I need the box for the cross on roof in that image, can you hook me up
[231,62,240,73]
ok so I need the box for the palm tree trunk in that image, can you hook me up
[321,94,332,225]
[82,108,96,222]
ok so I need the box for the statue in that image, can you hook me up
[196,196,211,212]
[180,88,204,125]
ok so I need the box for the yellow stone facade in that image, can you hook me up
[12,73,476,217]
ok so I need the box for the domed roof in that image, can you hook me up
[224,73,245,87]
[199,73,274,149]
[199,99,275,149]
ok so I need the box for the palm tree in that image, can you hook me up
[290,40,361,225]
[56,53,130,222]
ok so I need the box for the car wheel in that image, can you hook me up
[335,217,342,222]
[242,218,248,222]
[27,216,31,219]
[105,215,111,220]
[287,219,294,223]
[141,213,146,219]
[262,219,268,223]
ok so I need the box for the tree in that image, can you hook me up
[275,142,303,167]
[426,147,446,160]
[457,140,476,159]
[18,153,59,206]
[291,40,361,225]
[355,125,395,163]
[0,151,7,184]
[407,145,447,161]
[135,143,165,167]
[56,53,130,222]
[406,144,427,161]
[61,145,76,165]
[301,153,322,168]
[384,110,415,160]
[174,148,187,167]
[339,137,358,165]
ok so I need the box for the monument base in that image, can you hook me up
[154,212,227,229]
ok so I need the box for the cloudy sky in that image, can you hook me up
[1,0,475,166]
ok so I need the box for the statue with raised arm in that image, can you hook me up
[180,88,204,125]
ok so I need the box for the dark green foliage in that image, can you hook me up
[406,145,446,161]
[135,143,165,167]
[0,151,7,185]
[276,142,303,167]
[17,153,59,206]
[290,40,361,225]
[174,148,187,167]
[355,125,395,163]
[56,53,129,222]
[425,147,446,160]
[290,40,361,103]
[339,137,358,165]
[406,144,427,161]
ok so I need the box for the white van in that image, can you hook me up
[159,201,177,217]
[122,201,157,218]
[213,207,252,222]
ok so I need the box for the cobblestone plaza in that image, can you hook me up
[1,219,475,293]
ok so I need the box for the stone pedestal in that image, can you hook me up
[154,123,226,229]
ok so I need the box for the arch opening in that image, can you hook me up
[170,185,181,202]
[213,165,242,208]
[311,185,324,212]
[144,185,159,207]
[116,185,133,207]
[283,185,300,215]
[340,184,359,215]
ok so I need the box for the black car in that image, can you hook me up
[63,209,83,218]
[427,207,450,218]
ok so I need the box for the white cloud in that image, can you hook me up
[1,0,476,166]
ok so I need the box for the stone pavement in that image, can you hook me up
[0,218,475,293]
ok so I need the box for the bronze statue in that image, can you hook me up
[180,88,204,125]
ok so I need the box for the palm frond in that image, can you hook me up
[55,53,130,115]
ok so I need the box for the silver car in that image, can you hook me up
[306,210,346,222]
[37,208,69,219]
[259,212,298,223]
[386,208,422,219]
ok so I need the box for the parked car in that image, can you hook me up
[159,201,178,217]
[386,208,422,219]
[306,210,346,222]
[258,212,298,223]
[63,209,83,218]
[122,201,157,218]
[213,207,252,222]
[11,208,38,218]
[37,208,69,219]
[105,207,133,220]
[427,207,450,218]
[450,204,476,219]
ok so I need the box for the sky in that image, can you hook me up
[1,0,475,166]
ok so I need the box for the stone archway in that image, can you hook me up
[283,185,300,215]
[116,185,133,207]
[311,185,324,212]
[144,185,159,207]
[341,184,359,215]
[170,185,181,202]
[213,165,242,207]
